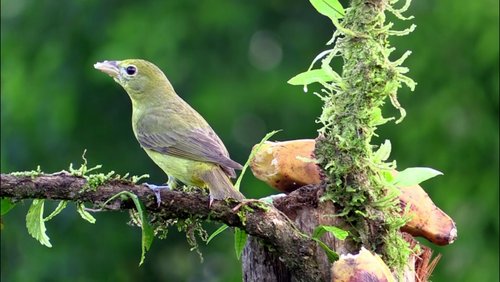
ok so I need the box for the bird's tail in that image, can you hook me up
[200,167,245,202]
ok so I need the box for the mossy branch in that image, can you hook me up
[0,172,322,281]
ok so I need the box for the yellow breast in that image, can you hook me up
[143,148,210,187]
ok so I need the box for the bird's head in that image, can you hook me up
[94,59,173,102]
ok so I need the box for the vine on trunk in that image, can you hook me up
[289,0,418,275]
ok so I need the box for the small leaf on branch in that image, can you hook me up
[313,225,349,241]
[206,224,229,244]
[44,200,68,222]
[127,192,154,266]
[288,69,335,87]
[374,140,392,162]
[369,107,395,127]
[311,225,348,263]
[26,199,52,248]
[392,167,443,187]
[309,0,345,21]
[235,130,281,191]
[312,238,339,263]
[234,227,248,260]
[77,203,96,224]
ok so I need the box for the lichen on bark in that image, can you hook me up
[309,0,417,274]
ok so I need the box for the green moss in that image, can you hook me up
[234,200,271,227]
[66,151,150,191]
[177,218,208,262]
[236,204,254,226]
[10,165,43,178]
[248,201,271,212]
[85,171,117,190]
[305,0,416,274]
[148,213,208,262]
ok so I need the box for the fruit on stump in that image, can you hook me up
[250,139,457,246]
[250,139,320,193]
[399,184,457,246]
[331,247,395,282]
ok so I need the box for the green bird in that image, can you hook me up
[94,59,244,204]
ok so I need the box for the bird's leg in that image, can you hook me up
[167,175,178,190]
[144,182,171,207]
[144,176,180,207]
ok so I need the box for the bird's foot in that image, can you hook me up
[144,183,170,207]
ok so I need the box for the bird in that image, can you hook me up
[94,59,245,204]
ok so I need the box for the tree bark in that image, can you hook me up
[242,185,359,282]
[0,172,322,281]
[1,171,437,282]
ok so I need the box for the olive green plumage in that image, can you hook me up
[94,59,244,202]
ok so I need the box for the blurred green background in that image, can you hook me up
[1,0,498,281]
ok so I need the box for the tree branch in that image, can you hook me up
[0,172,322,281]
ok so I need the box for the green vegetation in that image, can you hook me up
[1,1,497,281]
[311,224,349,262]
[292,0,422,273]
[10,165,43,178]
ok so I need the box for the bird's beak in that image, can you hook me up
[94,60,120,78]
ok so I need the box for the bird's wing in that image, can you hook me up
[136,125,242,177]
[138,129,241,167]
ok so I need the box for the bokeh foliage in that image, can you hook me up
[1,0,498,281]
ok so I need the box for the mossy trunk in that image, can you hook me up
[241,188,419,281]
[242,186,353,282]
[243,0,418,280]
[314,0,416,272]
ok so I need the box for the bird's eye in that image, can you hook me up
[125,65,137,76]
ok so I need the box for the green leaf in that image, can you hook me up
[287,69,334,86]
[312,237,339,262]
[313,225,349,241]
[369,107,394,127]
[1,198,16,215]
[392,167,443,187]
[234,227,248,260]
[127,192,154,266]
[26,199,52,248]
[44,201,68,222]
[311,225,347,263]
[320,62,343,84]
[234,130,281,191]
[207,224,229,244]
[309,0,345,21]
[76,203,96,224]
[374,140,392,162]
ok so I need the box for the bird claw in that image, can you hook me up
[144,183,170,207]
